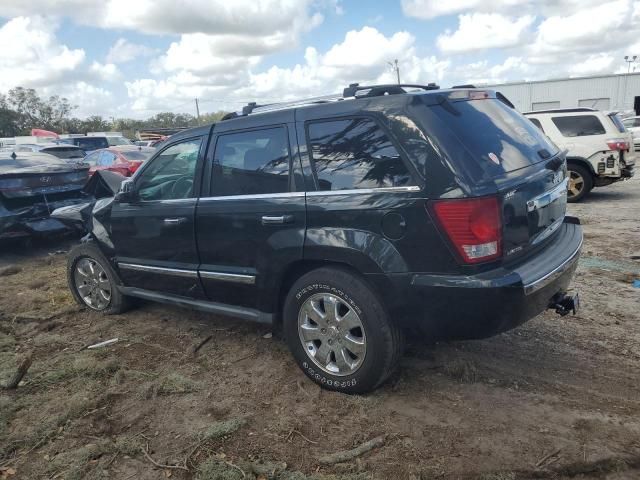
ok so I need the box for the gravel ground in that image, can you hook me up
[0,178,638,480]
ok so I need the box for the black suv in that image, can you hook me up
[63,84,582,393]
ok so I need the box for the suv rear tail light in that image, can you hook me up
[430,196,502,264]
[606,139,629,151]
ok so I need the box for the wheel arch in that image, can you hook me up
[566,156,596,176]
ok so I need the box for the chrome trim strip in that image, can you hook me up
[523,234,583,295]
[527,179,568,212]
[199,192,305,201]
[199,270,256,285]
[306,186,421,197]
[118,262,198,278]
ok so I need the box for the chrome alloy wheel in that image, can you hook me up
[568,170,585,200]
[297,293,366,376]
[73,258,112,310]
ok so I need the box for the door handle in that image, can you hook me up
[261,214,294,225]
[163,217,187,226]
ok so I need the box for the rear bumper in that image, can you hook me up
[367,218,583,340]
[0,196,87,239]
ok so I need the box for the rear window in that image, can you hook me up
[307,117,412,191]
[74,137,109,150]
[426,97,560,173]
[608,114,626,133]
[528,118,545,133]
[42,147,85,159]
[121,150,154,161]
[551,115,606,137]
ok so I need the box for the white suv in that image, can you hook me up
[525,108,635,201]
[621,116,640,153]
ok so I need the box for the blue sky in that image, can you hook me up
[1,0,638,119]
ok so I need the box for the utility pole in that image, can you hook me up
[195,98,200,124]
[622,56,637,112]
[387,59,400,84]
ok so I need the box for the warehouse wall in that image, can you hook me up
[486,73,640,113]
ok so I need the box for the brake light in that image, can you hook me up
[430,196,502,264]
[128,161,142,174]
[606,139,629,151]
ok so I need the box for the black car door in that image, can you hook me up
[195,117,306,317]
[109,135,207,298]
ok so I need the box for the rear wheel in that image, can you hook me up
[67,243,130,314]
[567,164,593,202]
[283,267,403,393]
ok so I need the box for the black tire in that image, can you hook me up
[283,267,403,393]
[567,163,593,202]
[67,243,131,315]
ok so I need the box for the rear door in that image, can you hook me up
[195,118,305,315]
[109,136,206,297]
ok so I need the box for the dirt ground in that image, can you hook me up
[0,179,639,480]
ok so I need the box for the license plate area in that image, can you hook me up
[527,179,568,244]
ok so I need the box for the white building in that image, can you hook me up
[485,73,640,114]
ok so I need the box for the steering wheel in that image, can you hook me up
[169,176,194,199]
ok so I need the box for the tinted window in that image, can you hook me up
[212,127,289,196]
[42,147,85,159]
[551,115,606,137]
[307,118,411,191]
[121,150,154,161]
[426,98,559,174]
[528,118,544,132]
[137,138,202,201]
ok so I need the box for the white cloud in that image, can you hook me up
[401,0,604,19]
[125,27,451,114]
[0,16,85,90]
[106,38,155,64]
[0,0,325,36]
[437,13,535,54]
[567,54,615,76]
[89,61,120,81]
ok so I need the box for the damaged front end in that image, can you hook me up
[51,170,127,248]
[0,152,93,240]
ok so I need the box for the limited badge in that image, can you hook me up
[488,152,500,165]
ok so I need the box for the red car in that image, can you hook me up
[83,146,155,177]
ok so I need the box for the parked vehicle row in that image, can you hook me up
[525,108,635,201]
[82,146,156,177]
[53,84,582,393]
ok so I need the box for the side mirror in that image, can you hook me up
[116,179,137,203]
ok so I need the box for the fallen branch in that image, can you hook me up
[190,335,213,355]
[142,446,188,471]
[3,354,32,389]
[293,430,318,444]
[536,448,562,468]
[317,435,386,465]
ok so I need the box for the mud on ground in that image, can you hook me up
[0,179,639,480]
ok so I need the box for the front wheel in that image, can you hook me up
[67,243,131,314]
[283,267,403,393]
[567,164,593,202]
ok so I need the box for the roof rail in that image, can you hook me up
[226,82,441,120]
[343,83,439,97]
[523,107,597,115]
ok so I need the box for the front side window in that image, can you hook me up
[307,118,411,191]
[211,127,290,196]
[137,138,202,201]
[97,151,117,166]
[551,115,606,137]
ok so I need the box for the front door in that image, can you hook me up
[195,123,306,316]
[110,136,206,298]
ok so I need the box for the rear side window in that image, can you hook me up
[307,118,411,191]
[212,127,289,197]
[97,151,117,166]
[551,115,605,137]
[528,118,544,133]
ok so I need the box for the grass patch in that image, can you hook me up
[200,417,247,441]
[142,372,200,398]
[34,355,121,386]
